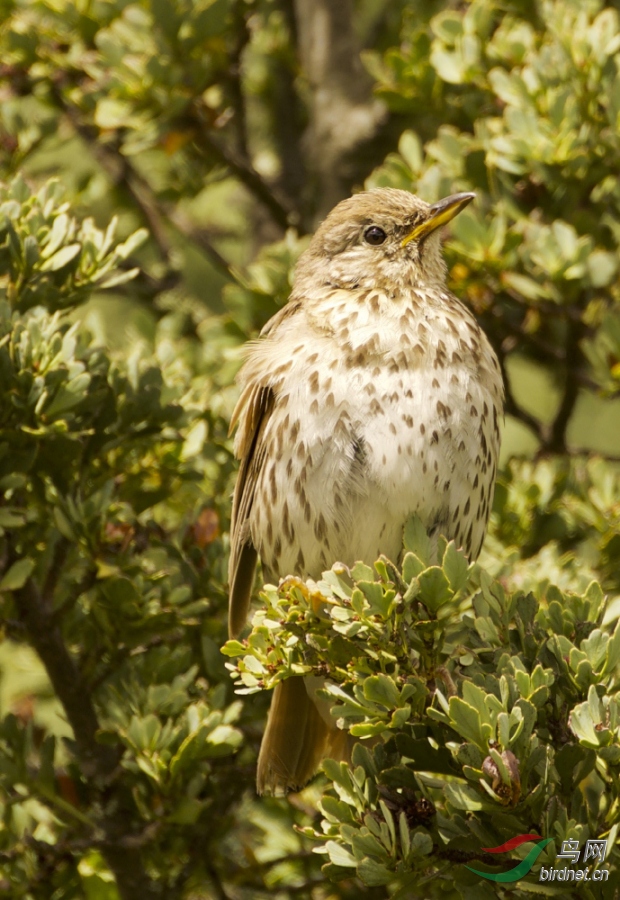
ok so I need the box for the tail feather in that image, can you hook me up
[256,676,350,795]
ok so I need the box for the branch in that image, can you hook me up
[195,121,301,231]
[547,316,583,453]
[13,570,162,900]
[268,0,308,216]
[227,0,252,161]
[49,82,240,285]
[293,0,387,218]
[14,577,116,776]
[496,342,545,443]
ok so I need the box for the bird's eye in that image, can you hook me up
[364,225,387,246]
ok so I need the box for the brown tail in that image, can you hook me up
[256,676,350,795]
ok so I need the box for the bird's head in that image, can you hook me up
[296,188,474,294]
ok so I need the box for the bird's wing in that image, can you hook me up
[228,380,275,638]
[228,299,305,638]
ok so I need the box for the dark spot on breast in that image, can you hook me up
[314,513,327,541]
[352,434,366,463]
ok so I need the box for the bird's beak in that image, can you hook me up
[401,192,475,247]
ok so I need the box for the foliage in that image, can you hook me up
[225,515,620,897]
[0,0,619,898]
[0,175,255,899]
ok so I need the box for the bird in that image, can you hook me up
[227,187,504,795]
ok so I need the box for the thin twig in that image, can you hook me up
[496,345,545,443]
[49,81,240,284]
[548,316,583,452]
[196,123,301,231]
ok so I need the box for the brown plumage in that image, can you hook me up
[228,188,504,794]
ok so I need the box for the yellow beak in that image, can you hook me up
[401,192,475,247]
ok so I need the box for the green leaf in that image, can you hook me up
[363,674,401,709]
[114,229,148,260]
[501,271,550,301]
[448,697,488,750]
[324,840,357,868]
[442,541,470,592]
[0,557,35,591]
[403,516,432,562]
[402,551,425,582]
[587,249,617,287]
[418,567,453,612]
[39,243,81,271]
[221,640,246,657]
[356,857,394,886]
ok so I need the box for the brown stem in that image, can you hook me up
[13,572,161,900]
[547,317,583,453]
[195,122,301,231]
[48,82,239,284]
[15,578,116,775]
[227,0,252,161]
[293,0,387,219]
[268,0,308,217]
[496,344,545,443]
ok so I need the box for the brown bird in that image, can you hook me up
[228,188,503,795]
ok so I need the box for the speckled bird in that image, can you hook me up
[228,188,504,795]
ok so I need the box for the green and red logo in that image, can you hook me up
[466,834,553,883]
